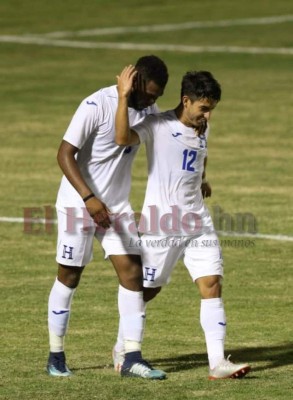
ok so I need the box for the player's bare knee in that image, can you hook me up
[119,272,143,291]
[57,264,84,288]
[110,255,142,278]
[202,284,221,299]
[196,275,222,299]
[112,255,143,290]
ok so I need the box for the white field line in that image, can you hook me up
[1,15,292,55]
[35,15,293,38]
[217,231,293,242]
[1,216,292,242]
[0,217,57,224]
[1,35,292,55]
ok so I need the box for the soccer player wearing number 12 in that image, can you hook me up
[114,67,251,380]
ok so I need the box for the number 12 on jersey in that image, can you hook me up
[182,149,197,172]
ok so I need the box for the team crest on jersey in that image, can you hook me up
[62,245,74,260]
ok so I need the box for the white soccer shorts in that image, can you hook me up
[56,209,141,267]
[141,231,223,287]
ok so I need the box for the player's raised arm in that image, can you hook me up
[115,65,140,146]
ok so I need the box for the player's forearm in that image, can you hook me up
[57,140,93,199]
[115,95,131,146]
[202,156,208,181]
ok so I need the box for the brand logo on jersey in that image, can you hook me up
[86,101,97,106]
[124,146,132,154]
[218,322,227,326]
[172,132,182,137]
[52,310,69,315]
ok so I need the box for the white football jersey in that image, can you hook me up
[134,110,214,236]
[56,85,159,215]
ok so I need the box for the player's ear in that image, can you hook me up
[182,96,190,108]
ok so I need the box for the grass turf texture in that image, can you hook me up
[0,0,292,399]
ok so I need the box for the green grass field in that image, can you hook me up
[0,1,292,399]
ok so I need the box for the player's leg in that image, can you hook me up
[197,275,250,379]
[110,253,143,290]
[105,232,181,379]
[47,209,95,377]
[184,232,250,379]
[111,251,144,357]
[111,253,165,380]
[109,252,166,379]
[195,274,226,372]
[47,264,83,377]
[119,235,183,378]
[143,286,161,302]
[95,214,149,376]
[112,282,161,372]
[110,253,144,358]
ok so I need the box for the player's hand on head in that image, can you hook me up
[85,197,111,228]
[116,65,137,98]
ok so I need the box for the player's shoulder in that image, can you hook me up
[80,85,117,114]
[140,110,175,134]
[151,109,176,125]
[98,85,117,99]
[146,109,174,120]
[161,109,176,120]
[84,85,116,104]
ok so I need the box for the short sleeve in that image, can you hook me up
[132,114,156,144]
[63,95,102,149]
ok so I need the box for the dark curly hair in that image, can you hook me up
[135,55,169,88]
[180,71,221,102]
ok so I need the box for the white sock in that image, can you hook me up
[48,278,75,352]
[49,330,65,353]
[118,285,146,353]
[200,298,226,369]
[114,318,125,353]
[114,302,147,354]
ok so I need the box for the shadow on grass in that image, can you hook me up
[150,342,293,373]
[71,364,111,372]
[71,342,293,374]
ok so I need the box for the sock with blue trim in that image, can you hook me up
[200,297,226,369]
[48,278,75,352]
